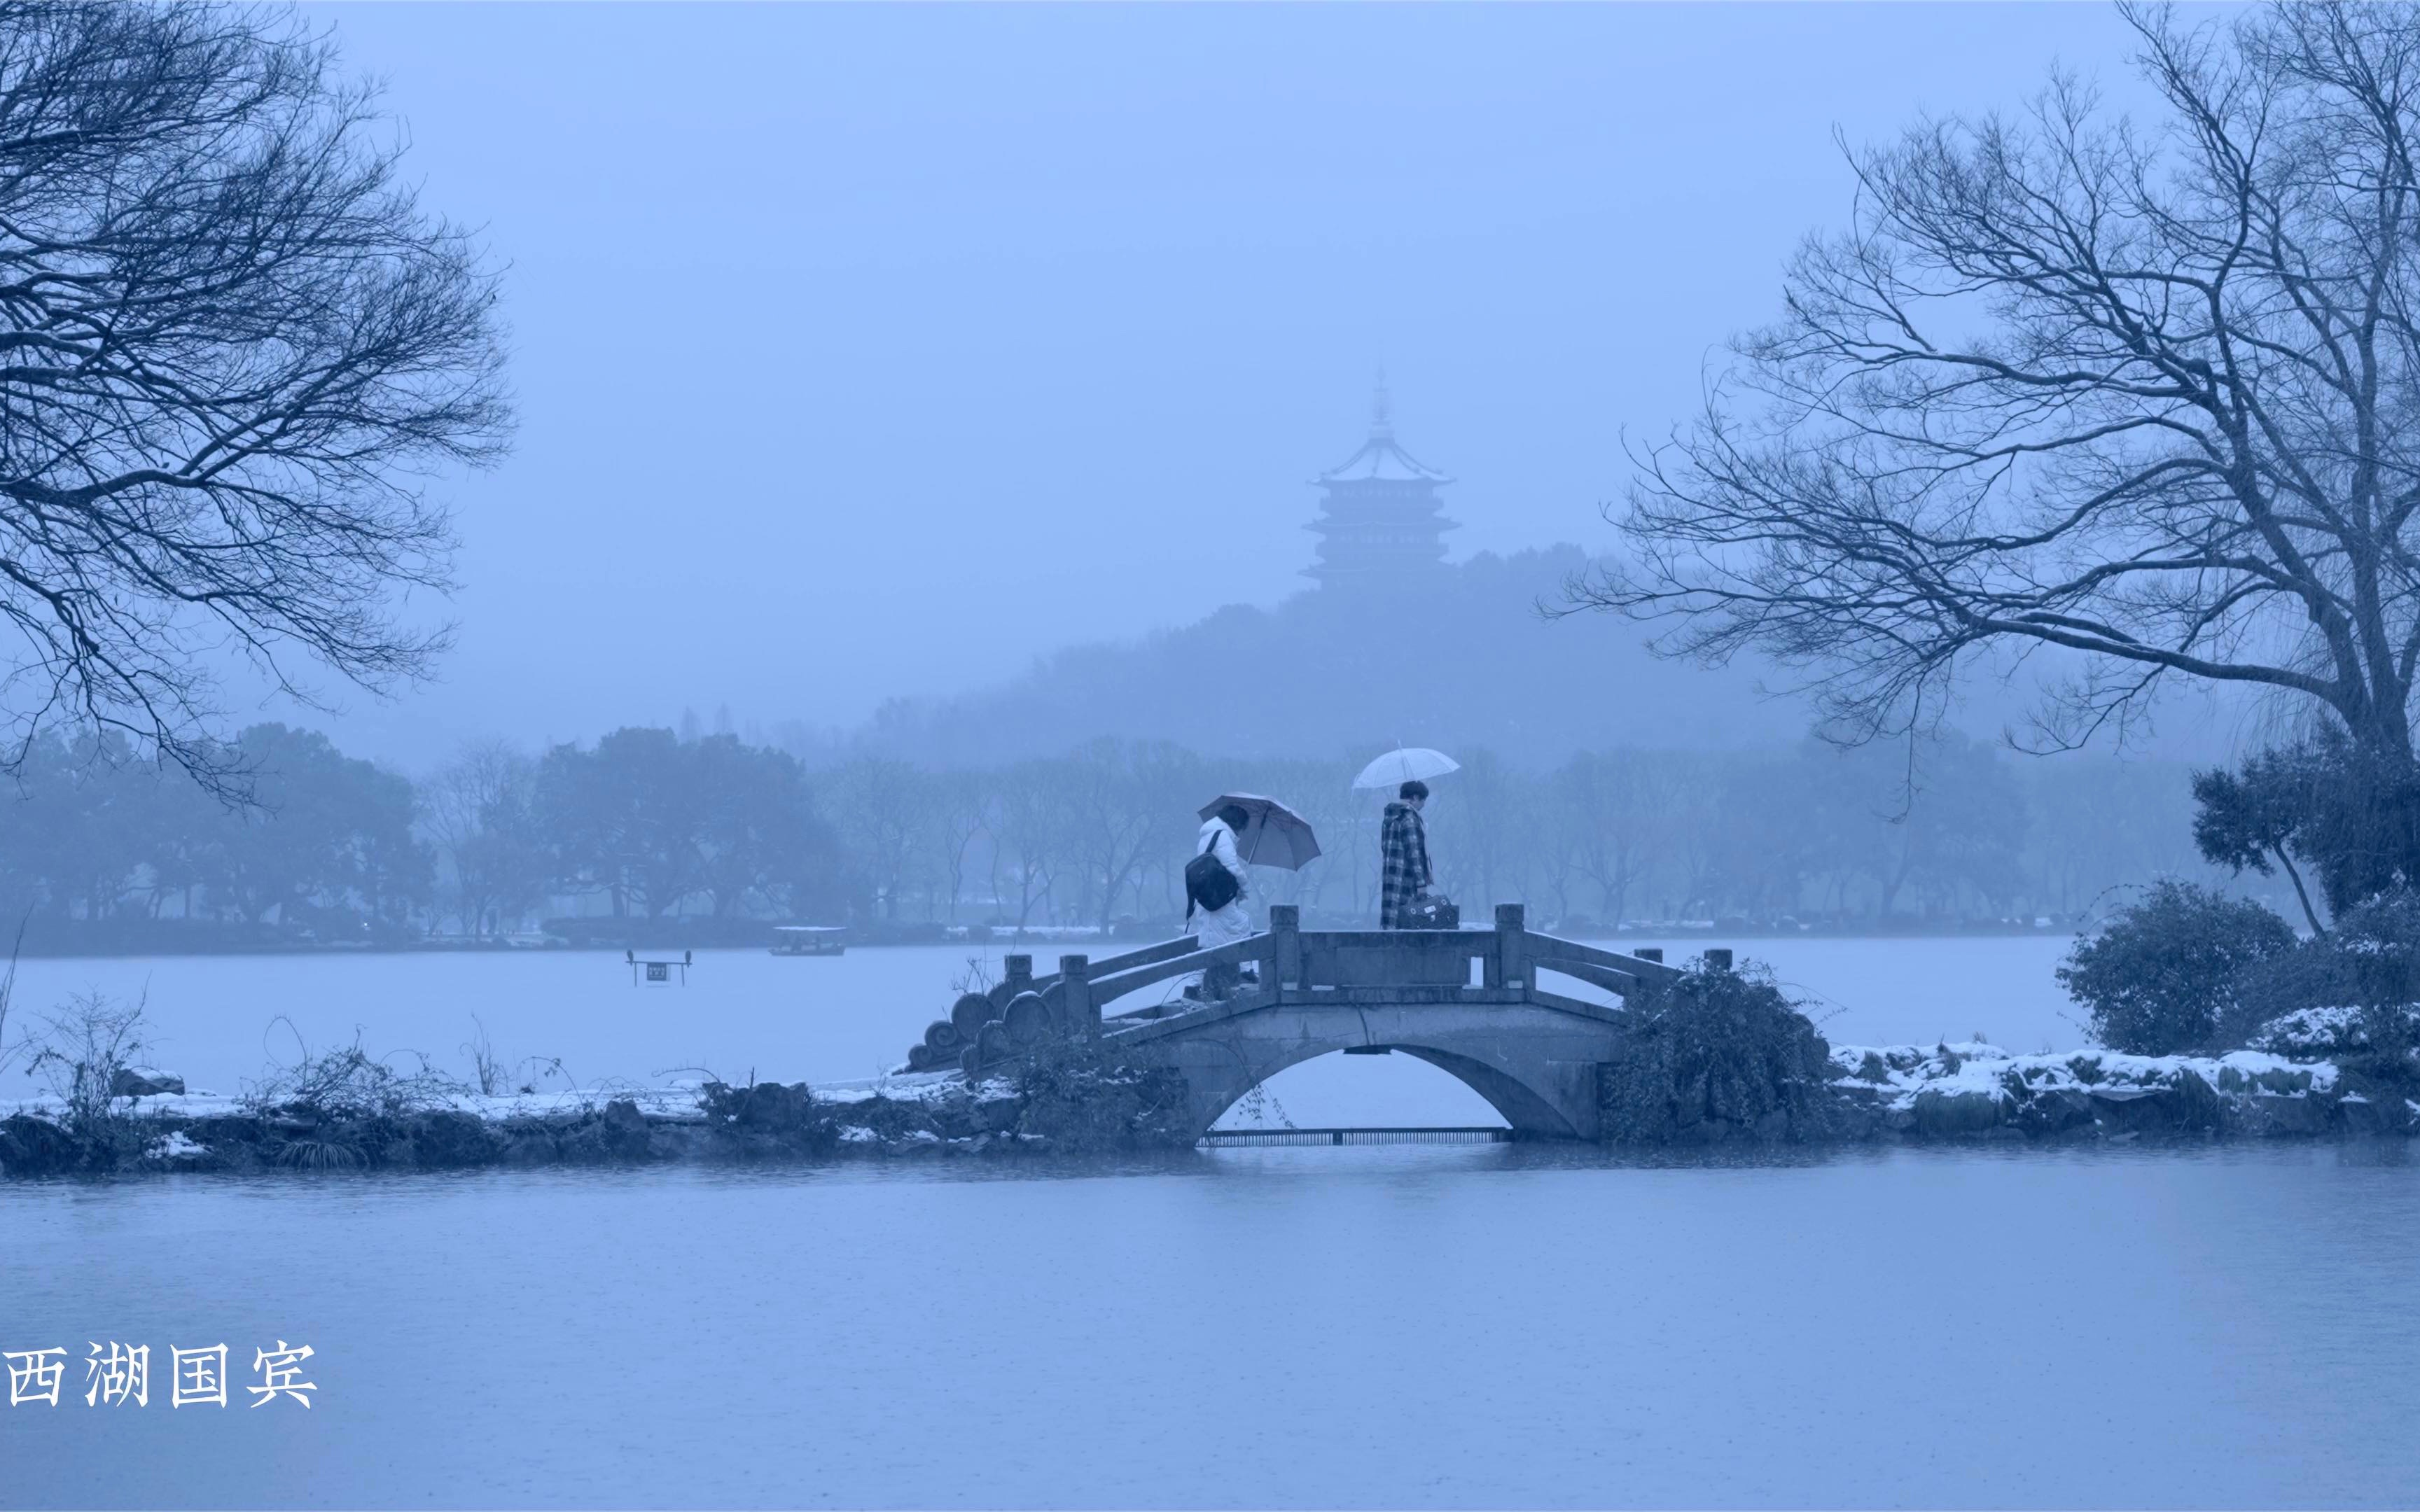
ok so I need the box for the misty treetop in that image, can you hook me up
[0,720,2245,950]
[0,722,422,939]
[530,729,839,925]
[0,724,845,946]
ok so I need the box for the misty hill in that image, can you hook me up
[848,546,1814,767]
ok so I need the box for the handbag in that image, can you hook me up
[1185,831,1241,915]
[1397,895,1460,930]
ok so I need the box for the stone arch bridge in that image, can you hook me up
[906,905,1727,1141]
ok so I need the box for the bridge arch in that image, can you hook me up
[1115,998,1628,1142]
[1191,1037,1575,1140]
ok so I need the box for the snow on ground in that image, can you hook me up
[1,1041,2357,1131]
[810,1070,1014,1106]
[0,1082,717,1126]
[0,1068,1021,1128]
[1830,1038,2337,1111]
[145,1130,209,1161]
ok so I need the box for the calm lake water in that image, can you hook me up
[1,934,2082,1127]
[6,1142,2419,1508]
[6,941,2419,1507]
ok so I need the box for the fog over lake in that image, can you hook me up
[274,1,2201,769]
[11,4,2420,1509]
[4,935,2081,1127]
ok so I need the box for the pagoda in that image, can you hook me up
[1302,384,1457,585]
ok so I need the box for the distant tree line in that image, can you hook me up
[0,725,426,941]
[779,732,2231,935]
[0,721,2255,951]
[0,724,844,947]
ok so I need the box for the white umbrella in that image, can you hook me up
[1351,747,1460,790]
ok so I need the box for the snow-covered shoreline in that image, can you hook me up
[1,1035,2412,1179]
[1824,1038,2412,1138]
[0,1055,1178,1177]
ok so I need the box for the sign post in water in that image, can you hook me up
[624,949,693,986]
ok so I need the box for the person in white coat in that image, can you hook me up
[1188,802,1253,998]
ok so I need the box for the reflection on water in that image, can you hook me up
[7,1140,2418,1508]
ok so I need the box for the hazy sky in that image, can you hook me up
[293,2,2165,769]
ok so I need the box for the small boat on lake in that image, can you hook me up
[771,925,847,958]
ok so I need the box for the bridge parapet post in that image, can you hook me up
[1059,954,1097,1039]
[1492,902,1527,990]
[985,953,1036,1012]
[1269,905,1301,990]
[1703,948,1733,972]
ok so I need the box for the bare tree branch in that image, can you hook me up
[0,2,510,798]
[1566,1,2420,769]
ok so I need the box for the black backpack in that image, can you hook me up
[1185,830,1241,916]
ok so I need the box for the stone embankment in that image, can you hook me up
[0,1050,1193,1179]
[1826,1039,2409,1140]
[2,1030,2411,1179]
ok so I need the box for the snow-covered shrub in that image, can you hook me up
[1599,961,1842,1143]
[2228,890,2420,1081]
[2246,1004,2420,1057]
[2057,881,2295,1054]
[2227,942,2361,1048]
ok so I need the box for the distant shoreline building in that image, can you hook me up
[1303,384,1457,585]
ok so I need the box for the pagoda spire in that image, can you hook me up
[1370,372,1394,441]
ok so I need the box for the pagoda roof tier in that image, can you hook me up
[1311,384,1454,486]
[1305,497,1459,522]
[1304,514,1461,534]
[1312,438,1454,487]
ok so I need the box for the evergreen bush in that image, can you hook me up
[2057,881,2295,1054]
[1598,962,1843,1143]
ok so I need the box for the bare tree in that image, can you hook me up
[1557,748,1673,927]
[1055,739,1199,928]
[931,769,996,925]
[826,756,935,920]
[1571,2,2420,772]
[993,761,1070,929]
[423,738,539,935]
[0,4,509,793]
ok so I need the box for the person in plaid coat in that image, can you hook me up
[1379,780,1433,929]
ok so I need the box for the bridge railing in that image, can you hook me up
[1523,929,1688,999]
[1085,904,1699,1020]
[1089,935,1270,1017]
[916,902,1728,1077]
